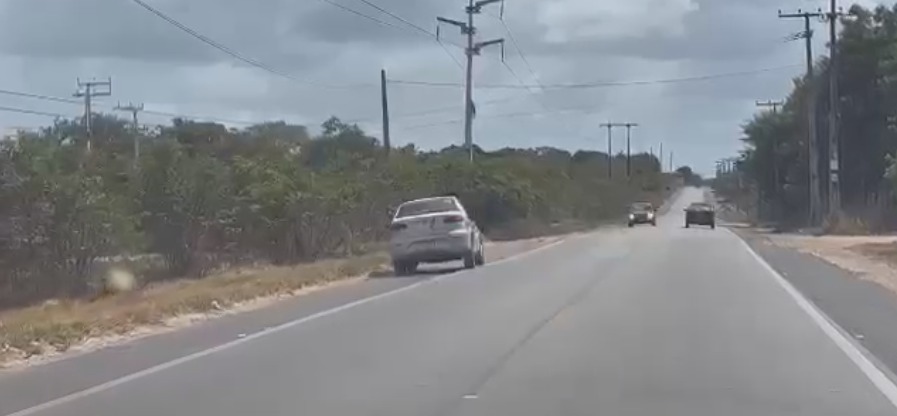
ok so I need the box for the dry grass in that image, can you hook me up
[0,253,389,365]
[823,213,873,235]
[852,242,897,268]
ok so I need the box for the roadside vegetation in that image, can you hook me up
[715,4,897,231]
[0,112,682,361]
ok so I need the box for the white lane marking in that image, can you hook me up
[5,236,568,416]
[733,231,897,409]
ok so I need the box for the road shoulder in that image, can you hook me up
[733,228,897,384]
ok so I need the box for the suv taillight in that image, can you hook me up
[443,215,464,224]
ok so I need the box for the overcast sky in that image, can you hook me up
[0,0,883,174]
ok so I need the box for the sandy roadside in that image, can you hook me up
[0,234,568,371]
[760,233,897,296]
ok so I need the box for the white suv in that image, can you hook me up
[389,196,485,275]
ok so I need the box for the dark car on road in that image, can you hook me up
[628,202,657,227]
[685,202,715,229]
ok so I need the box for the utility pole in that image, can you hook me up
[115,102,144,167]
[600,122,638,178]
[437,0,505,163]
[825,1,848,219]
[624,123,638,178]
[756,99,785,212]
[600,122,614,179]
[380,69,391,156]
[73,77,112,153]
[779,9,822,227]
[659,142,664,173]
[669,150,674,173]
[756,100,783,114]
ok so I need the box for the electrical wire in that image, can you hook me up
[354,0,434,37]
[494,15,543,90]
[130,0,369,89]
[0,88,262,125]
[0,89,81,105]
[318,0,463,69]
[318,0,405,31]
[389,65,802,90]
[0,105,69,118]
[142,109,258,125]
[397,102,605,130]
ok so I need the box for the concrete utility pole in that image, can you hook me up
[437,0,505,163]
[779,9,823,226]
[600,122,638,178]
[380,69,391,156]
[756,99,785,204]
[825,1,848,219]
[74,78,112,153]
[600,122,614,179]
[115,102,144,167]
[659,142,664,173]
[756,100,783,114]
[623,123,638,178]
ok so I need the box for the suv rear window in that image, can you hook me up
[396,198,459,218]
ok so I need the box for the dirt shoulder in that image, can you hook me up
[758,232,897,296]
[0,235,566,370]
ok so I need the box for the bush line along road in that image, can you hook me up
[3,187,897,416]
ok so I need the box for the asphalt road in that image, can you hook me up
[3,187,897,416]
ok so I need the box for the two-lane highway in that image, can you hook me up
[3,187,897,416]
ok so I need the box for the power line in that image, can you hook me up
[318,0,405,30]
[355,0,466,69]
[494,14,543,89]
[321,0,463,68]
[0,105,68,118]
[355,0,433,36]
[342,92,533,125]
[142,109,259,125]
[0,87,262,126]
[0,89,81,104]
[130,0,367,89]
[397,102,605,130]
[389,65,801,89]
